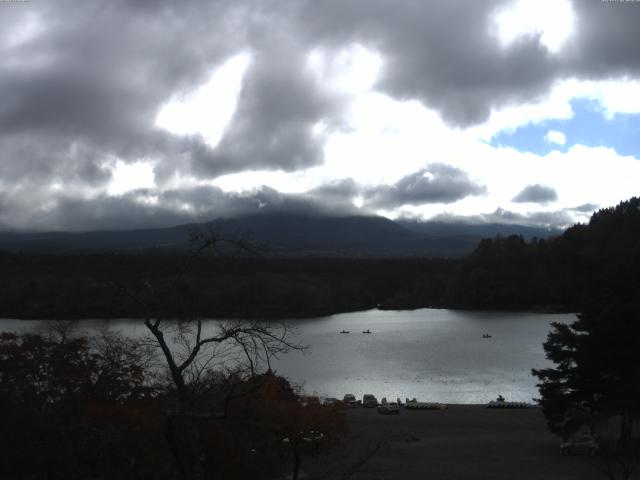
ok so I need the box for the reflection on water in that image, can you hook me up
[1,308,575,404]
[273,309,576,403]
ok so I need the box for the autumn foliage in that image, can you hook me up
[0,331,347,479]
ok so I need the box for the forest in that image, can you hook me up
[1,197,639,319]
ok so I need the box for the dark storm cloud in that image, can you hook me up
[300,0,558,126]
[0,184,362,232]
[568,1,640,78]
[195,40,341,176]
[0,0,340,190]
[0,0,238,189]
[512,184,559,204]
[3,0,640,181]
[364,164,486,209]
[0,163,484,230]
[0,131,115,188]
[300,0,640,126]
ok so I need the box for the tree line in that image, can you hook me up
[2,199,639,318]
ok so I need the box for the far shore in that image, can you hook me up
[3,303,576,322]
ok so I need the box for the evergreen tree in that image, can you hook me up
[533,302,640,479]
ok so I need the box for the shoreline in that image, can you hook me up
[2,304,577,322]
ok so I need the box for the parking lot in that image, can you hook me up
[303,405,607,480]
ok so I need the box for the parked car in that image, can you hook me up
[343,394,361,407]
[362,394,378,408]
[322,397,339,407]
[560,432,600,455]
[378,403,400,415]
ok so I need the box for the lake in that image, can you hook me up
[0,308,575,404]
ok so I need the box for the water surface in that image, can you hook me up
[1,308,574,404]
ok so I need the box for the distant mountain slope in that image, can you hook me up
[0,225,192,251]
[398,220,561,240]
[0,213,561,257]
[212,213,412,252]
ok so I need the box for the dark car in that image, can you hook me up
[377,403,400,415]
[362,394,378,408]
[343,393,361,407]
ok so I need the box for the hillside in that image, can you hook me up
[1,199,637,319]
[445,197,640,311]
[0,213,559,257]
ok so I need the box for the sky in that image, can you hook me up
[1,0,640,232]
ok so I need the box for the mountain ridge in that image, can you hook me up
[0,212,561,257]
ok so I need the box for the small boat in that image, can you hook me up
[362,329,372,334]
[482,334,492,338]
[340,330,350,334]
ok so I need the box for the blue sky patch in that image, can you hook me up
[490,98,640,158]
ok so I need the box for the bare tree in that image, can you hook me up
[112,225,305,480]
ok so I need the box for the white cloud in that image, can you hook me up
[3,11,45,49]
[197,83,640,229]
[471,77,640,142]
[108,161,156,196]
[155,53,251,147]
[571,79,640,119]
[491,0,576,54]
[544,130,566,145]
[308,44,382,95]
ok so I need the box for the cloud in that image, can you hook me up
[307,178,361,209]
[303,0,640,128]
[568,203,599,213]
[0,183,364,232]
[0,0,346,191]
[194,44,341,177]
[0,1,234,190]
[364,164,486,209]
[1,0,640,232]
[544,130,566,145]
[0,163,487,231]
[432,207,574,229]
[568,1,640,80]
[302,0,563,127]
[513,184,558,204]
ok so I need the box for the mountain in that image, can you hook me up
[0,225,192,252]
[398,220,561,240]
[0,213,560,257]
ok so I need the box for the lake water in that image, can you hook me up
[0,308,575,404]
